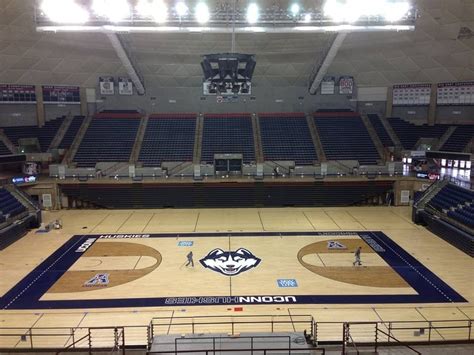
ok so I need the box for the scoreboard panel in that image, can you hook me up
[392,83,431,106]
[437,81,474,105]
[42,85,80,104]
[0,84,36,104]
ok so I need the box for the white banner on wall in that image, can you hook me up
[393,83,431,106]
[339,76,354,95]
[437,81,474,106]
[99,76,115,95]
[321,76,335,95]
[118,77,133,95]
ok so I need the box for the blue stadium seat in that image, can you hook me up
[73,116,140,167]
[367,114,394,147]
[0,141,12,155]
[259,113,317,165]
[139,114,196,166]
[0,189,26,219]
[314,115,380,165]
[2,116,65,152]
[387,117,449,150]
[201,114,255,164]
[58,116,85,149]
[428,183,474,229]
[440,125,474,152]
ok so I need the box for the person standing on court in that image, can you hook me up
[353,246,362,266]
[186,251,194,267]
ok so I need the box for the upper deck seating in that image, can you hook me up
[314,114,380,165]
[201,114,255,164]
[2,116,65,152]
[259,113,317,165]
[139,114,196,166]
[73,115,140,167]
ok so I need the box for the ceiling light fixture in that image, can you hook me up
[92,0,131,22]
[246,3,259,24]
[195,2,210,24]
[41,0,89,24]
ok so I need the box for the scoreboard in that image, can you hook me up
[437,81,474,105]
[392,83,431,106]
[0,84,36,104]
[42,85,80,104]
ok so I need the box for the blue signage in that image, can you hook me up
[178,241,193,247]
[12,176,36,184]
[277,279,298,288]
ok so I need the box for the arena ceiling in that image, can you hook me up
[0,0,473,89]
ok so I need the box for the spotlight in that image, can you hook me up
[136,0,168,23]
[175,2,188,17]
[93,0,131,22]
[384,1,411,22]
[246,3,259,24]
[323,0,411,23]
[195,2,210,23]
[41,0,89,24]
[304,13,311,23]
[290,3,300,16]
[323,0,359,23]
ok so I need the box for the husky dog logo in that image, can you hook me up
[200,248,261,276]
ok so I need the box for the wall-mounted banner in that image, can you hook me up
[339,76,354,95]
[321,76,336,95]
[392,83,431,106]
[42,86,80,104]
[0,84,36,104]
[118,77,133,95]
[437,81,474,106]
[99,76,115,95]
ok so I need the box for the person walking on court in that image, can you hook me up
[186,251,194,267]
[353,246,362,266]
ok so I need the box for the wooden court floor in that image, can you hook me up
[0,206,473,348]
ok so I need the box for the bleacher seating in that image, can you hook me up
[259,113,317,165]
[0,140,12,155]
[58,116,85,149]
[440,125,474,152]
[387,117,449,150]
[314,115,380,165]
[2,116,65,152]
[73,116,140,167]
[201,114,255,164]
[0,188,26,221]
[428,184,474,229]
[139,114,196,166]
[367,114,394,147]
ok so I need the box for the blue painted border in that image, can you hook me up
[0,231,466,309]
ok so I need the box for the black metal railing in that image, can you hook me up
[0,317,472,352]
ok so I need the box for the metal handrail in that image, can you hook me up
[149,314,315,340]
[174,335,293,355]
[376,328,421,354]
[0,318,472,352]
[59,333,90,352]
[148,347,326,354]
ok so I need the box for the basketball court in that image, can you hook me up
[0,206,473,347]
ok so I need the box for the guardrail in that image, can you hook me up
[148,347,326,355]
[0,317,472,352]
[149,315,316,344]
